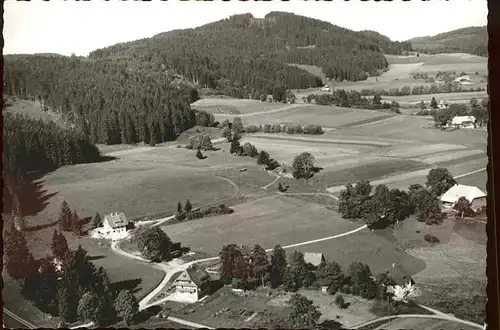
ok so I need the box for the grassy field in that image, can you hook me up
[214,104,393,128]
[332,53,487,93]
[3,97,68,128]
[161,194,361,256]
[191,98,291,115]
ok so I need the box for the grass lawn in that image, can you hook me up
[455,169,487,191]
[161,194,360,257]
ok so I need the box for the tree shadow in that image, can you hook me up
[110,278,142,296]
[23,219,59,232]
[87,255,106,261]
[95,155,118,163]
[135,305,162,324]
[318,319,343,329]
[3,171,59,217]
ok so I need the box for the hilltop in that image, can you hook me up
[409,26,487,57]
[88,12,411,97]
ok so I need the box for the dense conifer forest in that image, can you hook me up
[3,55,216,147]
[89,12,411,94]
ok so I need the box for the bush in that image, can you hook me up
[186,133,214,151]
[335,295,346,309]
[424,234,440,243]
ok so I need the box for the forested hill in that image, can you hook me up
[89,12,411,96]
[409,26,487,57]
[3,55,215,147]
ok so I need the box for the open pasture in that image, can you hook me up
[191,98,293,115]
[218,104,393,128]
[161,194,361,257]
[328,114,487,148]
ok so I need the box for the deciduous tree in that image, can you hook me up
[287,294,322,329]
[316,261,344,294]
[136,227,173,262]
[257,150,270,166]
[426,167,456,196]
[115,289,139,325]
[292,152,315,179]
[77,292,104,324]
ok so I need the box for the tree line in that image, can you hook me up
[307,90,401,113]
[4,55,215,146]
[88,12,410,97]
[244,123,324,135]
[358,83,485,97]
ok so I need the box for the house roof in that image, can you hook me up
[440,184,486,204]
[174,264,210,287]
[451,116,476,125]
[388,264,413,286]
[104,212,128,228]
[304,252,325,267]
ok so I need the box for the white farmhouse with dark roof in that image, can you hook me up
[96,212,129,240]
[440,184,487,213]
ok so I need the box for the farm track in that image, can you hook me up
[352,313,483,330]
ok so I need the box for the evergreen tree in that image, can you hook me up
[184,199,193,213]
[177,201,183,213]
[250,244,270,286]
[196,149,204,159]
[270,245,287,288]
[92,213,102,229]
[4,224,35,281]
[57,286,79,324]
[51,229,69,260]
[430,97,438,109]
[58,201,73,231]
[71,210,83,236]
[419,100,426,110]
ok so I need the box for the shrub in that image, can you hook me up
[186,133,214,151]
[424,234,440,243]
[335,295,346,309]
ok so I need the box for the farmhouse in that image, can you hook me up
[451,116,477,128]
[96,212,130,239]
[388,264,415,287]
[304,252,326,267]
[172,264,212,302]
[437,100,449,110]
[440,184,487,213]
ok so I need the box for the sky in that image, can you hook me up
[4,0,488,57]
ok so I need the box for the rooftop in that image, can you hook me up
[304,252,325,267]
[104,212,128,228]
[440,184,486,204]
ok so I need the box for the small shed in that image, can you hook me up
[304,252,326,267]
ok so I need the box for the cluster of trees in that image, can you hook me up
[3,113,102,177]
[175,200,234,221]
[186,133,215,151]
[89,12,410,98]
[219,243,404,328]
[306,90,401,113]
[292,152,317,179]
[4,224,139,326]
[135,226,173,262]
[245,123,324,135]
[420,97,489,127]
[4,55,214,146]
[359,83,485,97]
[338,168,457,228]
[57,201,84,236]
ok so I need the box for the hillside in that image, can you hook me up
[409,26,487,57]
[89,12,411,97]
